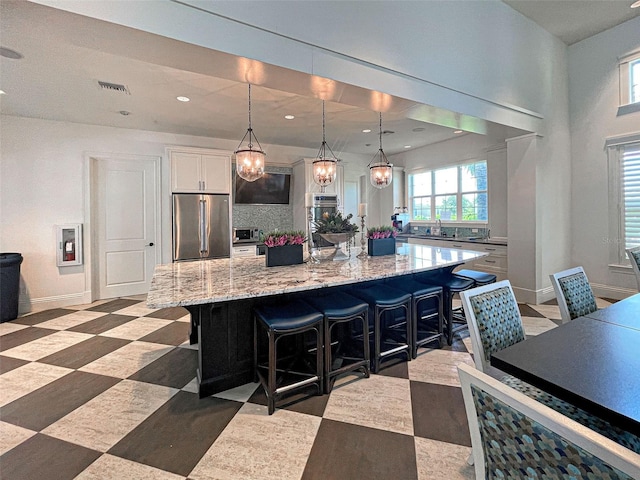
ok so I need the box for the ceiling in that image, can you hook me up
[503,0,640,45]
[0,1,637,158]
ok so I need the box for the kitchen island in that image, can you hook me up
[147,244,486,397]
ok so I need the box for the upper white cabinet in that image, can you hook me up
[169,148,231,194]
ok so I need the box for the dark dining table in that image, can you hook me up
[491,294,640,436]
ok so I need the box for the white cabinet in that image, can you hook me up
[408,237,508,281]
[170,149,231,194]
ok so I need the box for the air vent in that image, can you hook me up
[97,81,130,95]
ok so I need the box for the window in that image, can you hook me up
[618,50,640,115]
[408,160,487,222]
[607,137,640,265]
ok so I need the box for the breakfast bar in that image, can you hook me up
[147,244,486,397]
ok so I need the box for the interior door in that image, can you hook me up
[96,156,158,299]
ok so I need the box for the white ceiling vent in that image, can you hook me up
[97,81,130,95]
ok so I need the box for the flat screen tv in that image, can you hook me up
[234,172,291,205]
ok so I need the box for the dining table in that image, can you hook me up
[491,293,640,436]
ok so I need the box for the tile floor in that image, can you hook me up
[0,295,614,479]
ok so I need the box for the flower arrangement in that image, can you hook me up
[366,225,397,239]
[313,211,359,234]
[262,231,306,248]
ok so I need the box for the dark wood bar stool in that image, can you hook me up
[350,284,412,373]
[455,269,498,287]
[417,272,475,345]
[304,292,370,393]
[387,277,444,357]
[253,299,324,415]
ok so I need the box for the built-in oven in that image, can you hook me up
[310,194,339,248]
[233,227,259,244]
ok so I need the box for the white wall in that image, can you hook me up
[568,16,640,298]
[0,115,370,312]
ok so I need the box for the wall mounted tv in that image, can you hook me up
[234,172,292,205]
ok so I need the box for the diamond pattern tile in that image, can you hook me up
[0,295,619,478]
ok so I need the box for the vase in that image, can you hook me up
[368,237,396,256]
[265,244,304,267]
[319,233,354,261]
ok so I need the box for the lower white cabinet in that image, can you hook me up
[408,237,508,281]
[232,245,257,257]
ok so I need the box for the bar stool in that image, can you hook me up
[304,292,370,393]
[253,299,324,415]
[387,277,444,357]
[455,269,497,287]
[417,272,475,345]
[350,284,412,373]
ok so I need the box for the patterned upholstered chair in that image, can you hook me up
[460,280,640,455]
[458,363,640,480]
[626,246,640,291]
[549,266,598,324]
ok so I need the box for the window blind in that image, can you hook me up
[622,144,640,248]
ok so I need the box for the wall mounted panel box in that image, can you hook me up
[56,224,83,266]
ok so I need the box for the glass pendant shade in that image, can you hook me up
[235,84,265,182]
[235,147,265,182]
[312,101,338,191]
[368,112,393,189]
[370,159,393,188]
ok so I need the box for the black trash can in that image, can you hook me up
[1,253,23,322]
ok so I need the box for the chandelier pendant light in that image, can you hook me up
[235,84,266,182]
[312,100,338,192]
[368,112,393,189]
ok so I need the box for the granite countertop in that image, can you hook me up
[147,243,487,308]
[396,234,508,246]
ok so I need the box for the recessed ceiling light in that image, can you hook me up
[632,0,640,8]
[362,129,372,133]
[412,127,425,132]
[284,115,295,120]
[0,90,5,95]
[119,110,130,116]
[404,145,411,149]
[454,130,463,134]
[176,96,190,102]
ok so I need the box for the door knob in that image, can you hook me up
[148,242,154,246]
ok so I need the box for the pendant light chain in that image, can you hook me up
[378,112,383,152]
[248,84,253,149]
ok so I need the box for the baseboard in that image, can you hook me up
[19,291,93,315]
[511,285,555,305]
[591,283,635,301]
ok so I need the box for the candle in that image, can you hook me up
[358,203,367,217]
[305,192,314,207]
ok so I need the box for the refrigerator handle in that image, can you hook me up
[199,199,208,254]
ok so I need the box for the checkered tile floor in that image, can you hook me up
[0,295,614,479]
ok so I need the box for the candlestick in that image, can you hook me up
[357,214,367,257]
[358,203,367,217]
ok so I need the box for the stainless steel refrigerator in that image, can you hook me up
[172,194,230,261]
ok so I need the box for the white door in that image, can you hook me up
[96,156,159,299]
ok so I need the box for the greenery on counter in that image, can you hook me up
[313,211,359,234]
[262,230,306,248]
[366,225,397,239]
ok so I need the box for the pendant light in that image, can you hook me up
[312,100,338,192]
[235,84,265,182]
[368,112,393,189]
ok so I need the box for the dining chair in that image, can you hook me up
[626,246,640,291]
[458,363,640,480]
[549,266,598,323]
[460,280,640,455]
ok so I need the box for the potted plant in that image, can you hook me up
[366,225,397,256]
[313,211,359,259]
[263,231,306,267]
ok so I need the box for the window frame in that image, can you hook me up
[618,50,640,116]
[607,134,640,267]
[408,159,488,224]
